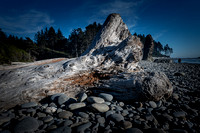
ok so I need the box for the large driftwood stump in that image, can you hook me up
[0,13,172,111]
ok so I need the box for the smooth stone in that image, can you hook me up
[47,125,57,130]
[68,103,86,110]
[49,102,57,108]
[37,112,46,118]
[115,106,123,111]
[122,121,132,129]
[172,93,179,100]
[77,92,87,102]
[104,102,111,106]
[43,116,54,123]
[58,111,73,119]
[105,110,115,118]
[14,117,39,133]
[98,93,113,102]
[125,128,143,133]
[144,128,166,133]
[50,93,63,101]
[122,110,129,116]
[45,107,57,113]
[87,96,105,103]
[58,94,69,105]
[173,111,186,118]
[21,102,38,108]
[64,119,73,126]
[149,101,157,108]
[97,117,105,124]
[171,129,188,133]
[76,122,92,133]
[78,112,89,119]
[50,126,71,133]
[0,116,11,126]
[119,102,124,107]
[110,113,124,122]
[162,113,173,121]
[91,103,109,112]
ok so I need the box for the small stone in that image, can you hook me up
[37,112,46,118]
[119,102,124,107]
[49,102,57,108]
[110,113,124,122]
[104,102,111,106]
[91,103,109,112]
[98,93,113,101]
[172,93,179,100]
[97,117,105,124]
[149,101,157,108]
[50,93,63,101]
[162,113,173,121]
[122,121,132,129]
[122,110,129,116]
[14,117,39,133]
[47,125,57,130]
[45,107,57,114]
[68,103,86,110]
[144,128,166,133]
[76,122,92,133]
[171,129,188,133]
[78,112,89,119]
[21,102,38,108]
[77,92,87,102]
[58,94,69,105]
[105,110,115,118]
[115,106,123,111]
[87,96,105,103]
[125,128,143,133]
[50,126,72,133]
[64,119,73,126]
[173,111,186,118]
[43,116,54,123]
[58,111,73,119]
[0,116,11,126]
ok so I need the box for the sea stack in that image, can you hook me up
[143,34,154,61]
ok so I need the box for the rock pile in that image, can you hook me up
[0,91,199,133]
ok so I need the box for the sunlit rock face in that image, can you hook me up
[0,13,173,111]
[64,13,143,73]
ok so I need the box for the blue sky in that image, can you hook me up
[0,0,200,58]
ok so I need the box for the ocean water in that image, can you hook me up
[173,58,200,64]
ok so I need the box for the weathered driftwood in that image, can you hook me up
[0,13,172,111]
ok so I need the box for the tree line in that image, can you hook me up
[0,22,172,64]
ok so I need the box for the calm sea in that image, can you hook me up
[173,58,200,64]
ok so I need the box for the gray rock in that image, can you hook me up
[149,101,157,108]
[78,112,89,119]
[0,116,11,126]
[105,110,115,118]
[97,117,105,124]
[51,93,63,101]
[50,126,71,133]
[90,103,109,112]
[125,128,143,133]
[37,112,46,118]
[68,103,86,110]
[76,122,92,133]
[98,93,113,102]
[77,92,87,102]
[110,113,124,122]
[43,116,54,123]
[87,96,105,103]
[122,110,129,116]
[122,121,132,129]
[21,102,38,108]
[64,119,73,126]
[58,94,69,105]
[14,117,39,133]
[58,111,73,119]
[45,107,57,114]
[119,102,124,107]
[173,111,186,118]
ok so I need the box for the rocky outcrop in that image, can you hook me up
[143,34,154,61]
[0,13,172,111]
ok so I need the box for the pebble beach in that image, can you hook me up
[0,61,200,133]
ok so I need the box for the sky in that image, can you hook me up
[0,0,200,58]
